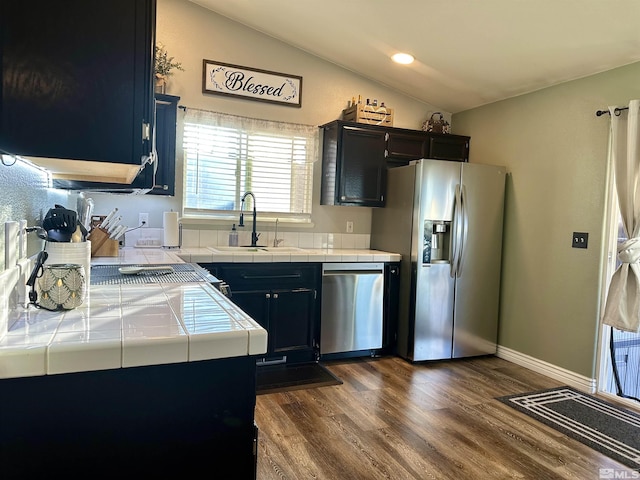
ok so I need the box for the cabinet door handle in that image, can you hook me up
[385,132,389,141]
[384,149,389,158]
[142,122,150,141]
[265,293,271,299]
[273,293,279,299]
[241,273,302,280]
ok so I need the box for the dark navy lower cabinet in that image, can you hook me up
[0,356,259,478]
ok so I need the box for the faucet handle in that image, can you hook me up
[252,232,261,246]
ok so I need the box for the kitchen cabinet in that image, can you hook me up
[0,356,259,478]
[0,0,156,184]
[428,134,470,163]
[386,126,470,165]
[386,130,429,166]
[383,262,401,355]
[201,263,321,365]
[52,93,179,194]
[150,93,179,195]
[320,120,470,206]
[320,121,387,207]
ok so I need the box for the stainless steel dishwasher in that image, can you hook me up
[320,262,384,355]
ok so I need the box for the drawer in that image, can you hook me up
[204,263,320,290]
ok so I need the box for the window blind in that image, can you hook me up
[182,108,317,221]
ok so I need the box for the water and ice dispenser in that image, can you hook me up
[423,220,450,263]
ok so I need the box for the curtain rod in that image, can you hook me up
[595,106,629,117]
[176,104,317,129]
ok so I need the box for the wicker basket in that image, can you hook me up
[422,112,450,134]
[342,104,394,126]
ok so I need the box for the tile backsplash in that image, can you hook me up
[124,227,370,250]
[0,158,71,272]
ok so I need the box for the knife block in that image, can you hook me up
[88,228,119,257]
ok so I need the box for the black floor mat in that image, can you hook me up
[256,362,342,395]
[498,386,640,470]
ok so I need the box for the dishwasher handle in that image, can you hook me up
[322,262,384,276]
[323,269,384,276]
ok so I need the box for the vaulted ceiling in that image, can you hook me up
[190,0,640,113]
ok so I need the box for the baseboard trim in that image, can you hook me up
[496,345,596,393]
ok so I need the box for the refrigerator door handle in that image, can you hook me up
[457,184,469,277]
[450,184,463,278]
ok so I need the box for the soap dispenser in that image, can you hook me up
[229,224,238,246]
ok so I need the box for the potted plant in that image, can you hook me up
[154,43,184,93]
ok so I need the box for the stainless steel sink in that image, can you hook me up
[259,246,310,253]
[207,246,310,253]
[208,246,264,252]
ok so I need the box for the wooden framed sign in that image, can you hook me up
[202,60,302,107]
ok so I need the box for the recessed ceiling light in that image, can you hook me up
[391,53,414,65]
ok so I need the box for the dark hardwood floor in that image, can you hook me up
[255,355,638,479]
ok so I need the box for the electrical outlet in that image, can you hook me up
[346,221,354,233]
[572,232,588,249]
[139,213,149,227]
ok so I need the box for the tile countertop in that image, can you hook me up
[175,246,402,264]
[88,246,402,265]
[0,248,267,380]
[0,246,400,380]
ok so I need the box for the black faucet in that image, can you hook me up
[239,191,260,247]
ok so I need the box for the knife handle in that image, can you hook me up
[107,216,122,234]
[111,225,127,240]
[100,208,118,228]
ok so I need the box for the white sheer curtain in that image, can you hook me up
[602,99,640,332]
[181,107,318,219]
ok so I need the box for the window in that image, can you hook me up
[182,108,317,222]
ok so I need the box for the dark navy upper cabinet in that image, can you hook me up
[320,120,469,208]
[320,121,388,207]
[0,0,156,183]
[148,94,179,196]
[52,94,179,195]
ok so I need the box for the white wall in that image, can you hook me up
[453,61,640,378]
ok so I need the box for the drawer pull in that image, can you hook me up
[240,273,302,280]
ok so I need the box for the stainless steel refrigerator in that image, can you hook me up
[371,159,506,361]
